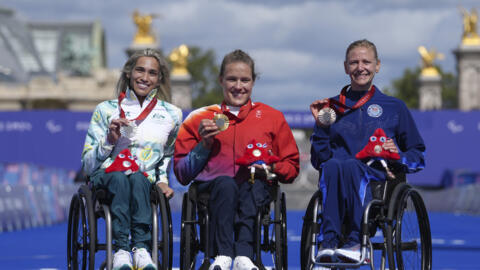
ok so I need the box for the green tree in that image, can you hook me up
[385,67,421,108]
[385,66,457,109]
[439,69,457,109]
[185,46,223,108]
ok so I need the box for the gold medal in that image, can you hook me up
[317,107,337,126]
[213,113,229,131]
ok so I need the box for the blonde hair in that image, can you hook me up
[345,39,379,61]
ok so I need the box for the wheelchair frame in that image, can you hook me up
[300,174,432,270]
[66,180,173,270]
[179,181,288,270]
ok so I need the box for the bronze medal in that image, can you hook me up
[213,113,229,131]
[317,107,337,126]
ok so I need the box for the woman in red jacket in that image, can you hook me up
[174,49,300,270]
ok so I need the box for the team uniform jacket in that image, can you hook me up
[82,88,182,184]
[174,99,300,185]
[311,85,425,182]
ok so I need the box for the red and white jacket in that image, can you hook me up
[174,100,300,185]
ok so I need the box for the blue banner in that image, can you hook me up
[1,110,479,187]
[0,110,91,170]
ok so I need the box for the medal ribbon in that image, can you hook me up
[118,91,157,121]
[326,85,375,114]
[220,99,253,121]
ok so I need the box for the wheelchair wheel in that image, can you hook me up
[300,191,322,270]
[153,185,173,270]
[180,193,198,270]
[394,187,432,270]
[273,191,288,270]
[67,185,96,270]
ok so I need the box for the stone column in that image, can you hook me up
[419,74,442,110]
[0,85,25,110]
[454,45,480,111]
[171,73,192,110]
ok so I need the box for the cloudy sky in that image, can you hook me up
[0,0,478,110]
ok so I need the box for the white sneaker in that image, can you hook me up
[232,256,258,270]
[334,243,369,263]
[113,249,133,270]
[132,247,157,270]
[315,248,336,263]
[209,255,233,270]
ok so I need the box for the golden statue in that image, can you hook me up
[169,45,190,76]
[418,46,444,77]
[132,10,159,45]
[459,7,480,46]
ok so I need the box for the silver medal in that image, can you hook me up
[120,121,137,139]
[317,107,337,126]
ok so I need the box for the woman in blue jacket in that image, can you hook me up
[309,39,425,264]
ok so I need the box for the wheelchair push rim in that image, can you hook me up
[67,185,96,270]
[300,190,322,270]
[180,192,198,270]
[394,188,432,270]
[152,185,173,270]
[273,191,288,270]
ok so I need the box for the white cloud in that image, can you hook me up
[249,49,323,80]
[253,80,338,110]
[0,0,476,110]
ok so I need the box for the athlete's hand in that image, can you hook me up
[310,98,330,125]
[107,118,130,144]
[198,119,220,149]
[383,139,399,153]
[157,182,174,199]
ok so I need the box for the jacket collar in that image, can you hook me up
[124,88,158,106]
[221,99,253,122]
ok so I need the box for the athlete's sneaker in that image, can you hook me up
[315,248,336,263]
[315,238,338,263]
[232,256,258,270]
[335,242,369,263]
[113,249,133,270]
[132,247,157,270]
[208,255,232,270]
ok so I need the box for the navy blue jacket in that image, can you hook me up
[310,86,425,174]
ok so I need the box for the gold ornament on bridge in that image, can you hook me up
[132,10,160,45]
[417,46,444,77]
[459,7,480,46]
[168,45,190,76]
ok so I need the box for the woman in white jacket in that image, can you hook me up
[81,48,182,270]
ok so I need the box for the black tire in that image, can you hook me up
[273,189,284,270]
[180,193,197,270]
[300,191,322,270]
[386,183,410,270]
[280,192,288,269]
[67,185,96,270]
[154,185,173,270]
[394,188,432,270]
[67,193,84,270]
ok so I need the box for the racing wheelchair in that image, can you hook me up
[67,170,173,270]
[180,180,288,270]
[300,172,432,270]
